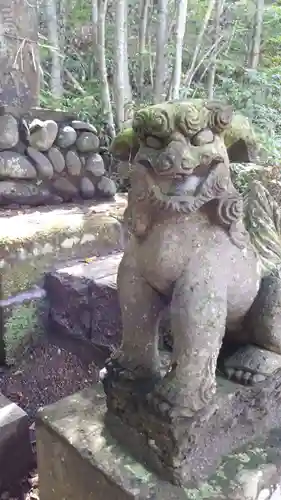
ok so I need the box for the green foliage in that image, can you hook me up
[39,0,281,165]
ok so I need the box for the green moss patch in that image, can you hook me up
[3,299,45,365]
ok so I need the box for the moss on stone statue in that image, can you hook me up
[110,127,139,161]
[110,100,259,165]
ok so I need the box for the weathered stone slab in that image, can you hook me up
[45,253,123,348]
[0,392,33,492]
[0,287,46,365]
[36,384,281,500]
[0,195,127,299]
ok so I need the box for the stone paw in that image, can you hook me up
[224,344,281,385]
[107,350,161,382]
[224,367,265,385]
[146,371,217,420]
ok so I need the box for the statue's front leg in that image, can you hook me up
[151,264,227,417]
[109,251,164,381]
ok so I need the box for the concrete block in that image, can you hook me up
[0,392,33,492]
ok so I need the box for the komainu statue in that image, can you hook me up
[102,100,281,486]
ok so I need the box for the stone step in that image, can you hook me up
[44,252,172,353]
[44,253,123,351]
[1,194,127,300]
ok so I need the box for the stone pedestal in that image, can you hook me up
[36,384,281,500]
[103,354,281,489]
[0,392,33,492]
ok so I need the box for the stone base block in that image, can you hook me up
[0,195,126,299]
[103,352,281,489]
[0,393,33,492]
[36,384,281,500]
[0,287,46,366]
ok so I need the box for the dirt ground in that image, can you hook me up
[0,337,107,500]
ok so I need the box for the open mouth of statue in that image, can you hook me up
[170,175,202,196]
[168,156,225,197]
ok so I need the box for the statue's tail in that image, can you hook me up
[244,180,281,275]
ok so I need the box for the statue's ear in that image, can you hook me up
[223,113,259,163]
[227,139,258,163]
[110,128,140,162]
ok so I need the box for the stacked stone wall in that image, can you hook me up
[0,107,116,207]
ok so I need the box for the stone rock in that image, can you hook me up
[56,126,77,148]
[76,132,99,153]
[0,151,37,179]
[0,392,33,491]
[0,181,56,206]
[0,114,19,150]
[27,147,54,179]
[65,150,82,176]
[47,147,65,173]
[29,119,58,151]
[71,120,98,135]
[85,153,105,178]
[0,180,39,199]
[80,177,95,199]
[97,176,116,197]
[44,254,123,348]
[16,140,28,155]
[52,178,78,200]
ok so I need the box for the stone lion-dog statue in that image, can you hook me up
[107,99,281,418]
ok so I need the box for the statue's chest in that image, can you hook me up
[135,221,228,292]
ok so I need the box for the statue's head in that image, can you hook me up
[132,100,233,200]
[130,100,247,248]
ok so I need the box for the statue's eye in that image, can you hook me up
[190,129,214,146]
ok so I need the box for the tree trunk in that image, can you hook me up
[114,0,127,128]
[138,0,150,100]
[92,0,98,47]
[96,0,115,136]
[249,0,264,69]
[0,0,40,110]
[154,0,169,103]
[207,0,224,99]
[123,0,132,104]
[44,0,64,101]
[184,0,216,89]
[170,0,188,100]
